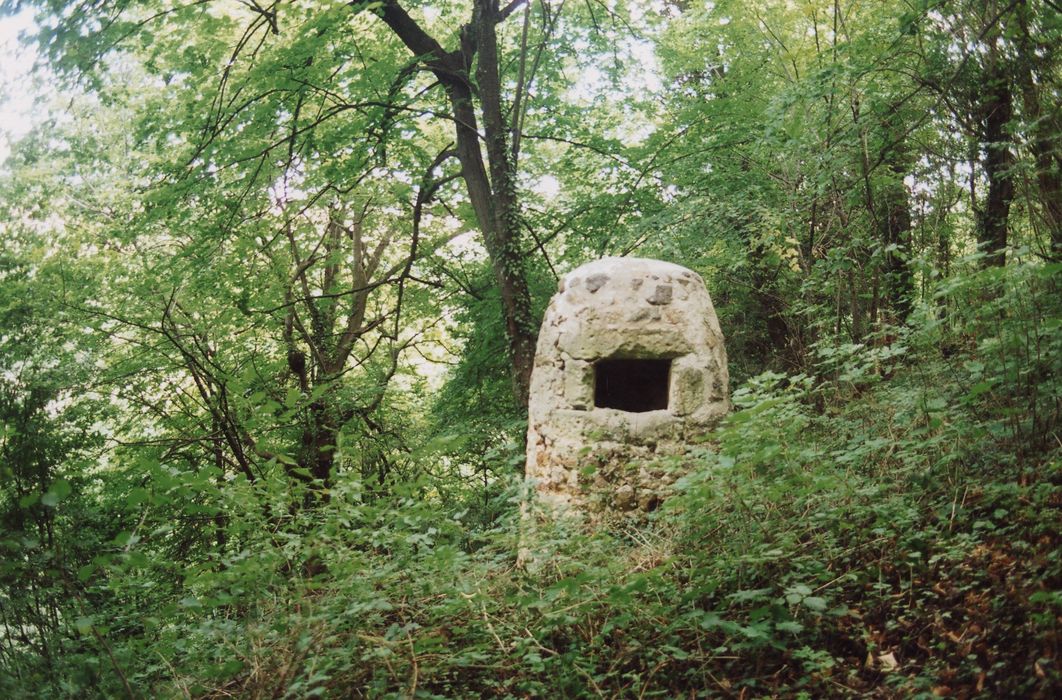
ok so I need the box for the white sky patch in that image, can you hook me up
[626,39,662,93]
[0,9,40,165]
[568,64,604,104]
[566,36,662,106]
[269,166,309,211]
[904,174,926,194]
[534,174,560,199]
[442,229,486,259]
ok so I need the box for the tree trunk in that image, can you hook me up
[1016,0,1062,258]
[477,2,536,404]
[977,58,1015,268]
[379,0,537,407]
[880,161,914,319]
[304,404,337,489]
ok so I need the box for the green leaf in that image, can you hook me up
[127,487,150,507]
[728,587,773,603]
[112,531,139,547]
[41,479,72,507]
[775,620,804,633]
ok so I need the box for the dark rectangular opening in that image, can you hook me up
[594,358,671,413]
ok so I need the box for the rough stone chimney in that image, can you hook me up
[525,257,729,519]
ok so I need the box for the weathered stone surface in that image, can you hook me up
[586,273,610,293]
[525,257,730,521]
[648,284,673,305]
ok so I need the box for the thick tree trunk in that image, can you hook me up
[977,59,1015,268]
[473,1,536,406]
[379,0,537,407]
[304,408,337,488]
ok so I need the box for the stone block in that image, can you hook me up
[525,257,730,524]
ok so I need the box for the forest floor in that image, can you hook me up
[186,331,1061,699]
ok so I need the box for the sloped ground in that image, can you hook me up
[186,336,1060,698]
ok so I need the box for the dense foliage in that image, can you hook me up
[1,0,1059,697]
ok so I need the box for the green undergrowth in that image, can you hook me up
[6,262,1060,699]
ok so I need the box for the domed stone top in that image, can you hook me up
[544,257,724,365]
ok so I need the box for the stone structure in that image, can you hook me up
[525,257,729,519]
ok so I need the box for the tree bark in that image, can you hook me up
[1016,0,1062,258]
[977,57,1015,268]
[378,0,537,407]
[880,150,914,319]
